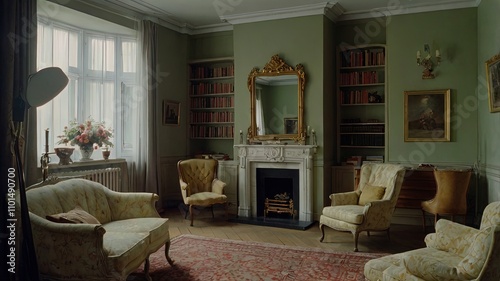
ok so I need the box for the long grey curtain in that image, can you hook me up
[139,20,161,205]
[1,1,39,281]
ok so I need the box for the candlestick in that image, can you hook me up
[45,128,49,153]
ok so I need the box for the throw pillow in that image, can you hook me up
[46,206,100,224]
[358,184,386,205]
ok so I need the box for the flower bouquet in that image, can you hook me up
[57,118,113,160]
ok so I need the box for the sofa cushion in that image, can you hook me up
[402,248,465,281]
[103,231,149,272]
[102,217,169,249]
[322,205,365,224]
[359,184,386,205]
[457,226,493,279]
[364,253,403,281]
[46,206,100,224]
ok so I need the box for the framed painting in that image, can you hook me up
[284,117,298,134]
[404,89,450,142]
[163,100,180,126]
[486,54,500,113]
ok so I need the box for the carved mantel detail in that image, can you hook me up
[234,144,317,222]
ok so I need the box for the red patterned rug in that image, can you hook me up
[129,234,385,281]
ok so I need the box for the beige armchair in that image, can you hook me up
[320,163,406,251]
[364,201,500,281]
[177,158,228,226]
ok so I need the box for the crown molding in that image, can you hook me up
[338,0,479,21]
[220,2,343,25]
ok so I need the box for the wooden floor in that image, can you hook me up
[161,205,427,254]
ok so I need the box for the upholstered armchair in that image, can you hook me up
[177,158,228,226]
[364,201,500,281]
[319,163,406,252]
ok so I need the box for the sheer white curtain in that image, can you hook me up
[255,87,266,135]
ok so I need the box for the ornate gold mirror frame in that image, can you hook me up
[247,54,306,144]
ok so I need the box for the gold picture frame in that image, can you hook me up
[163,100,180,126]
[404,89,450,142]
[486,54,500,113]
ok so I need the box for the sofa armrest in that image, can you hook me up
[425,219,479,257]
[212,178,226,194]
[29,213,110,279]
[105,190,160,220]
[329,191,359,206]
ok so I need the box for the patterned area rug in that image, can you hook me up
[129,234,386,281]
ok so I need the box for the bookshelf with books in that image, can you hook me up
[336,44,387,164]
[189,57,234,140]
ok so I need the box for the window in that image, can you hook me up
[36,17,138,160]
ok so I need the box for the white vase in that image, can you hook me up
[80,146,94,161]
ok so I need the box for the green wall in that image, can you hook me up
[157,26,189,157]
[386,8,478,165]
[478,0,500,203]
[233,15,328,217]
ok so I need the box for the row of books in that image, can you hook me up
[343,155,384,166]
[340,124,384,133]
[339,71,381,86]
[340,134,384,147]
[340,48,385,67]
[190,125,234,138]
[190,82,234,95]
[190,65,234,79]
[190,96,234,109]
[190,111,234,123]
[340,90,383,104]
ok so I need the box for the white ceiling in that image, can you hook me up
[94,0,479,34]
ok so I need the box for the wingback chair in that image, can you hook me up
[177,158,228,226]
[364,201,500,281]
[421,168,472,230]
[319,163,406,252]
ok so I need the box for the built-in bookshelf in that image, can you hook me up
[337,44,387,164]
[189,57,234,140]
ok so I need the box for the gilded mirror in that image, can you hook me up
[247,55,305,143]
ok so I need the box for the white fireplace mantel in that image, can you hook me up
[234,144,317,222]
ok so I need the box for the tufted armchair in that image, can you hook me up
[319,163,406,252]
[177,158,228,226]
[364,201,500,281]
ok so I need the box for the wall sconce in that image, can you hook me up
[417,44,441,79]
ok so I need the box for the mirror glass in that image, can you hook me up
[247,55,305,144]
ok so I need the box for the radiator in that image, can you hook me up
[50,168,122,191]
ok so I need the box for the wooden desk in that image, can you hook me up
[397,168,436,209]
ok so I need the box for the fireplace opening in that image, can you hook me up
[256,168,299,219]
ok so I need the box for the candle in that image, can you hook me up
[311,129,315,134]
[239,130,243,134]
[45,128,49,145]
[417,51,421,59]
[435,49,440,57]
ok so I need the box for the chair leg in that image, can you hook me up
[164,241,174,266]
[189,205,194,226]
[386,228,391,241]
[211,205,215,218]
[143,256,152,281]
[319,224,325,242]
[353,231,360,252]
[434,214,438,228]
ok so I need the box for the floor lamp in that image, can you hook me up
[13,67,68,281]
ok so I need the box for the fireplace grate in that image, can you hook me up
[264,198,295,219]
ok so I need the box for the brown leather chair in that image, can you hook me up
[421,168,472,230]
[177,158,228,226]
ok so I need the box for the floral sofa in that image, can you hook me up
[26,178,174,281]
[364,201,500,281]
